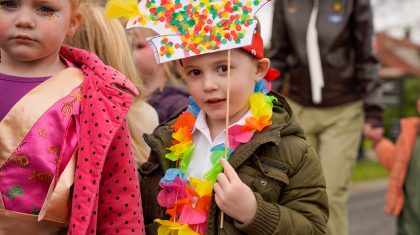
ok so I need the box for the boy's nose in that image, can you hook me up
[203,76,218,92]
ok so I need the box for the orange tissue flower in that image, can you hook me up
[242,116,272,132]
[172,112,196,131]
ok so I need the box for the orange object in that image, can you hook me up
[374,117,420,216]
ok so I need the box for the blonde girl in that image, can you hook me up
[0,0,145,234]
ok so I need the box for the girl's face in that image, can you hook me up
[0,0,78,63]
[181,49,269,129]
[132,34,159,80]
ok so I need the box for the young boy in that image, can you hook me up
[139,29,329,234]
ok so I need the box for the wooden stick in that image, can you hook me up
[220,49,231,229]
[225,49,231,159]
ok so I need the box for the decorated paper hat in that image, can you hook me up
[106,0,273,63]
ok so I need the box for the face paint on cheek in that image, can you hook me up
[48,13,60,20]
[0,6,4,14]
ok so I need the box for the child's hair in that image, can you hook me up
[65,2,151,163]
[71,0,80,8]
[97,0,108,7]
[127,28,184,89]
[65,2,143,94]
[70,0,81,14]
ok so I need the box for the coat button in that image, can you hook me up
[141,162,151,171]
[260,179,267,186]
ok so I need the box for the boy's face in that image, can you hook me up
[182,49,269,126]
[0,0,77,63]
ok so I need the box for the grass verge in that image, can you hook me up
[352,160,389,182]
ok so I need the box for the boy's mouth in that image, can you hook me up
[206,98,226,105]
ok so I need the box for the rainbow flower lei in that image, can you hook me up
[155,79,276,235]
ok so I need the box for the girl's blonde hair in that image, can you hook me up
[70,0,81,14]
[65,2,143,94]
[65,2,152,164]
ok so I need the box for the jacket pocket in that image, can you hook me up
[237,159,290,203]
[259,159,290,184]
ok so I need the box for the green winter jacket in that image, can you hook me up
[139,92,329,234]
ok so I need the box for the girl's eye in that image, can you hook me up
[0,1,17,9]
[37,6,55,14]
[216,65,228,73]
[135,43,145,50]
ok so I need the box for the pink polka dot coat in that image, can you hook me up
[60,45,145,235]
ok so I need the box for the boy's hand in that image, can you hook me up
[213,158,257,224]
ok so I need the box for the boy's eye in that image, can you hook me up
[216,65,229,73]
[188,69,202,77]
[0,1,17,9]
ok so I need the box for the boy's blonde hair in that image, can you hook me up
[65,2,151,163]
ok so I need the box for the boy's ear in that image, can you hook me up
[255,58,270,82]
[66,12,82,38]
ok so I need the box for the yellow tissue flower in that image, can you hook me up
[189,177,213,197]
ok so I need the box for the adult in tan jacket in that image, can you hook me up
[269,0,383,234]
[364,98,420,235]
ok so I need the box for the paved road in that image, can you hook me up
[348,179,396,235]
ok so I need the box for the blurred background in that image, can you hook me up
[257,1,420,234]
